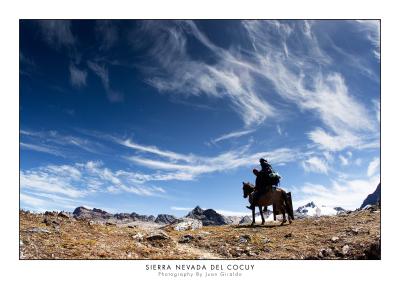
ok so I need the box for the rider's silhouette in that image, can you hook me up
[246,159,273,210]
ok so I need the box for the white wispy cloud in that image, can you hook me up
[307,128,363,152]
[367,157,380,177]
[355,20,380,60]
[339,155,349,166]
[136,20,275,127]
[136,20,378,152]
[20,129,104,155]
[123,136,303,180]
[69,63,87,87]
[95,20,118,51]
[301,156,329,174]
[20,142,63,157]
[295,174,380,210]
[20,161,166,207]
[211,129,255,144]
[38,20,76,49]
[243,21,377,152]
[170,206,193,211]
[87,60,123,102]
[117,138,193,162]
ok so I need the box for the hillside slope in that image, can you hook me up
[19,207,380,260]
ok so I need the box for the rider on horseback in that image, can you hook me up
[246,158,275,210]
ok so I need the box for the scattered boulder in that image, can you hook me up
[284,233,293,238]
[239,234,251,243]
[167,218,203,231]
[44,211,57,216]
[26,227,51,234]
[331,236,340,243]
[43,218,60,226]
[58,211,71,219]
[342,245,350,255]
[364,241,381,259]
[178,234,195,243]
[318,248,333,258]
[131,232,145,242]
[146,231,170,241]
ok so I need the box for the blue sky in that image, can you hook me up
[20,20,380,216]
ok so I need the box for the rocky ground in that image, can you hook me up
[19,207,380,260]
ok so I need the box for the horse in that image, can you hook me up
[242,182,294,226]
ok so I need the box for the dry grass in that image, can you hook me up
[19,208,380,260]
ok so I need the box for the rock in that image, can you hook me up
[348,227,360,235]
[364,241,381,259]
[105,222,116,226]
[331,236,340,243]
[155,214,177,224]
[342,245,350,255]
[333,207,346,213]
[44,211,57,216]
[284,233,293,238]
[319,248,333,258]
[168,218,203,231]
[186,206,229,226]
[58,211,71,219]
[146,231,170,241]
[26,227,51,234]
[43,218,60,226]
[239,234,251,243]
[131,232,145,241]
[230,249,241,258]
[263,238,271,243]
[178,234,194,243]
[128,225,137,229]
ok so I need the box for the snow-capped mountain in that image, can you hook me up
[295,201,346,217]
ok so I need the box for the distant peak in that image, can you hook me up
[193,206,204,212]
[305,201,316,208]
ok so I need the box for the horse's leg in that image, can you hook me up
[251,207,255,226]
[259,206,265,225]
[286,203,292,224]
[280,203,287,226]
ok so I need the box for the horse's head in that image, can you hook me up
[242,181,254,198]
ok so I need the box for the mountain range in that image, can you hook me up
[69,183,379,225]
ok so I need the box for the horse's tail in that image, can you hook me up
[282,191,294,220]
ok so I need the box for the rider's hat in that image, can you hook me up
[259,158,268,163]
